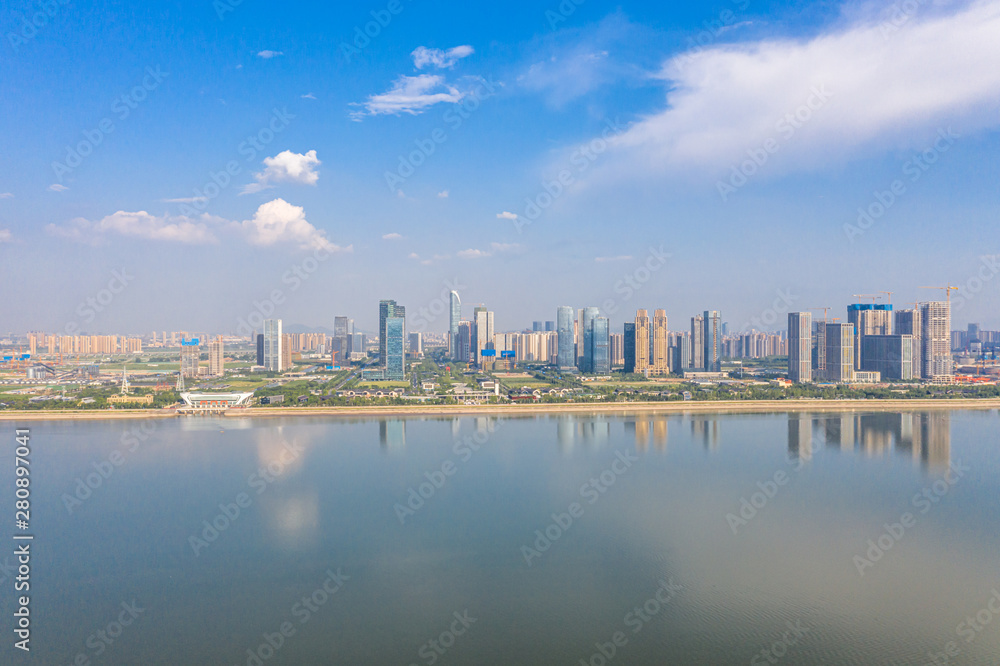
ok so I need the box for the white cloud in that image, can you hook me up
[301,92,316,100]
[352,74,465,119]
[382,232,403,240]
[457,248,490,259]
[240,198,348,253]
[496,211,518,220]
[0,192,12,199]
[48,183,68,192]
[257,50,283,59]
[47,211,219,244]
[595,255,633,263]
[437,190,449,198]
[456,243,519,260]
[408,252,420,259]
[600,0,1000,179]
[412,45,474,69]
[242,150,321,195]
[0,229,11,242]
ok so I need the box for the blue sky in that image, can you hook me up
[1,0,999,335]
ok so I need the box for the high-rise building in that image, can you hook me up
[256,333,264,366]
[691,315,704,370]
[894,308,922,380]
[556,306,575,368]
[848,303,893,369]
[208,338,224,377]
[610,332,624,368]
[591,317,610,375]
[385,316,406,380]
[580,307,600,372]
[457,321,473,363]
[533,321,543,332]
[672,334,691,373]
[334,316,354,361]
[473,306,494,367]
[449,291,461,358]
[408,332,422,356]
[825,322,855,383]
[263,319,283,372]
[281,333,293,370]
[920,301,952,380]
[651,309,669,375]
[379,300,405,366]
[635,310,651,374]
[703,311,722,372]
[968,323,981,344]
[180,338,200,378]
[788,312,812,382]
[811,320,827,376]
[545,321,555,332]
[623,322,636,373]
[861,335,914,380]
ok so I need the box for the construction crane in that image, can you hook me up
[919,285,959,303]
[806,307,831,322]
[853,294,881,304]
[880,291,893,305]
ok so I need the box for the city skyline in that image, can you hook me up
[3,1,1000,332]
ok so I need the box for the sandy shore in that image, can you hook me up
[2,398,999,421]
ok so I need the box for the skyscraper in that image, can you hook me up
[894,308,922,380]
[635,310,651,374]
[556,306,575,369]
[334,316,353,363]
[379,300,405,365]
[623,322,636,373]
[591,317,610,375]
[449,290,461,358]
[457,321,473,363]
[580,306,600,372]
[385,316,405,380]
[652,309,669,375]
[256,333,264,367]
[703,311,722,372]
[811,319,827,376]
[473,306,494,367]
[848,303,893,369]
[208,337,224,377]
[920,301,952,380]
[788,312,812,383]
[263,319,282,372]
[691,314,704,370]
[825,322,855,383]
[180,338,200,378]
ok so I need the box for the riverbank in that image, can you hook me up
[2,398,999,421]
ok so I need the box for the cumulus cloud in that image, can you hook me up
[597,0,1000,180]
[257,50,283,59]
[496,211,518,220]
[382,232,403,240]
[457,242,520,259]
[0,229,11,242]
[351,74,465,119]
[301,92,316,100]
[457,248,490,259]
[437,190,449,198]
[0,192,13,199]
[412,45,474,69]
[48,183,68,192]
[242,150,321,195]
[47,211,219,244]
[240,198,348,252]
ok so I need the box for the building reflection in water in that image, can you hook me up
[379,419,406,450]
[800,412,950,471]
[691,418,720,450]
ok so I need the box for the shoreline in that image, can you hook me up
[2,398,999,421]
